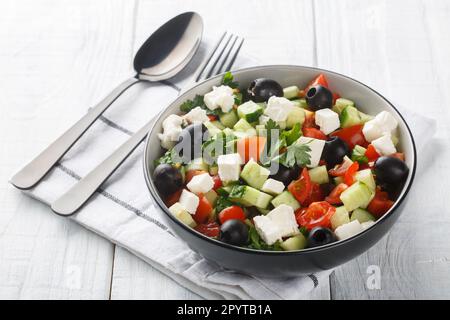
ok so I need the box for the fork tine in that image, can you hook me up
[193,31,227,82]
[204,33,233,79]
[216,35,238,74]
[225,37,244,71]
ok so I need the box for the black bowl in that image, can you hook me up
[143,65,417,277]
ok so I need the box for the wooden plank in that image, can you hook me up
[0,0,136,299]
[110,0,331,300]
[314,0,450,299]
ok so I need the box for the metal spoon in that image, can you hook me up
[11,12,203,190]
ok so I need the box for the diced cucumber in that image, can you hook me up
[240,159,270,190]
[234,92,243,105]
[351,145,368,164]
[211,120,225,130]
[355,169,376,191]
[233,130,256,139]
[358,111,373,124]
[334,176,344,185]
[209,165,219,176]
[256,102,267,109]
[286,107,306,129]
[256,207,271,215]
[281,234,307,251]
[330,206,350,230]
[229,185,272,208]
[204,121,222,136]
[340,105,362,128]
[391,132,399,146]
[308,165,329,184]
[340,182,373,212]
[291,98,308,109]
[283,86,300,99]
[271,191,300,210]
[255,124,266,135]
[234,118,254,131]
[237,101,264,123]
[168,203,197,228]
[219,110,239,128]
[222,127,234,136]
[186,158,209,171]
[204,190,218,206]
[333,98,355,114]
[351,208,375,223]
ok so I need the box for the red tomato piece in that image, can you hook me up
[207,114,218,121]
[288,168,312,205]
[296,201,336,230]
[218,206,246,224]
[390,153,405,161]
[236,136,266,163]
[194,222,220,238]
[185,170,207,183]
[302,113,318,129]
[304,182,325,206]
[367,189,394,218]
[325,183,348,205]
[365,144,381,162]
[212,175,222,190]
[303,127,328,140]
[332,93,340,105]
[164,189,182,207]
[193,194,213,224]
[305,74,329,91]
[330,125,368,149]
[344,161,359,186]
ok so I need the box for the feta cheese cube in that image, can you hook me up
[158,114,184,149]
[183,106,209,124]
[178,189,199,214]
[296,136,325,168]
[371,134,396,155]
[361,221,376,230]
[315,108,340,135]
[186,172,214,194]
[217,153,242,182]
[204,85,235,113]
[362,119,383,142]
[261,178,285,195]
[259,114,270,125]
[334,220,363,240]
[266,204,299,238]
[264,96,295,122]
[253,215,282,245]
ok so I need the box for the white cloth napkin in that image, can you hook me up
[14,37,436,300]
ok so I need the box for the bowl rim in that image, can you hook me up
[143,64,417,255]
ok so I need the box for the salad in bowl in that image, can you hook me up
[151,71,410,252]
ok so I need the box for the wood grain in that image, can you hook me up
[0,0,136,299]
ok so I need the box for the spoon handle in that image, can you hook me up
[51,114,158,216]
[10,77,140,190]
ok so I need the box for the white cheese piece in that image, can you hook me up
[362,111,398,142]
[183,106,209,124]
[296,136,325,168]
[178,189,199,214]
[204,85,235,113]
[261,178,285,195]
[253,215,282,245]
[362,119,384,142]
[264,96,295,122]
[186,172,214,194]
[217,153,242,182]
[315,108,340,135]
[371,134,396,155]
[266,204,299,238]
[361,221,376,230]
[334,220,364,240]
[259,114,270,125]
[158,114,184,149]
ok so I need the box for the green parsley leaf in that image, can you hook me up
[180,95,206,113]
[247,225,283,251]
[273,142,311,168]
[154,149,180,166]
[222,71,239,89]
[281,123,302,146]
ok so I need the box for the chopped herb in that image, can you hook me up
[202,132,236,164]
[281,123,302,146]
[247,225,283,251]
[273,142,311,168]
[299,226,309,237]
[215,196,233,213]
[179,94,205,113]
[228,185,247,198]
[222,71,239,89]
[154,148,181,166]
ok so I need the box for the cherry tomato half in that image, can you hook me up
[193,194,213,224]
[218,205,246,225]
[212,175,222,190]
[331,125,368,149]
[288,168,312,205]
[303,127,328,140]
[195,222,220,238]
[344,161,359,186]
[367,188,394,218]
[295,201,336,230]
[365,144,381,162]
[325,183,348,205]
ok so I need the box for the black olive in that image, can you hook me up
[174,123,208,162]
[307,227,336,248]
[153,164,183,196]
[219,219,249,246]
[247,78,283,102]
[374,156,409,195]
[269,164,300,186]
[305,85,333,111]
[322,136,350,168]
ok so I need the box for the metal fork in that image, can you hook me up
[51,32,244,216]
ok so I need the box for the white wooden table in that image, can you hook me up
[1,0,450,299]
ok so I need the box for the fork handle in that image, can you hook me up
[10,77,140,190]
[51,115,158,216]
